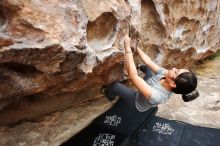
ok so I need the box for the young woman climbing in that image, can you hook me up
[103,34,199,112]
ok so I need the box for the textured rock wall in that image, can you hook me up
[0,0,220,142]
[0,0,128,126]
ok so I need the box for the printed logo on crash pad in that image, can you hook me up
[93,133,115,146]
[104,115,121,126]
[152,122,175,135]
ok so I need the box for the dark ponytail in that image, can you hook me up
[182,89,199,102]
[172,71,199,102]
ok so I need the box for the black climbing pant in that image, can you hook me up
[105,65,153,110]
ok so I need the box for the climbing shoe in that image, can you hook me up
[101,86,116,101]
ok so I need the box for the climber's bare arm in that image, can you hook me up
[124,35,152,99]
[137,47,160,74]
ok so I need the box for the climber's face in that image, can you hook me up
[167,68,189,79]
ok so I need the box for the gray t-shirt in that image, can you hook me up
[135,68,172,112]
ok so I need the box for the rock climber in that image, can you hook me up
[102,34,199,112]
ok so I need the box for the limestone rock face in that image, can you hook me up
[0,0,220,145]
[0,0,127,126]
[140,0,220,67]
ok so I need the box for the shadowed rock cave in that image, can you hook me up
[145,44,162,64]
[87,12,117,52]
[141,0,166,44]
[171,0,184,8]
[0,8,6,29]
[176,17,199,39]
[2,62,41,74]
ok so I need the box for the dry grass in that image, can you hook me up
[191,53,220,77]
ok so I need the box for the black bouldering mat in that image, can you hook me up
[61,123,128,146]
[61,97,220,146]
[61,98,158,146]
[93,99,158,135]
[129,116,220,146]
